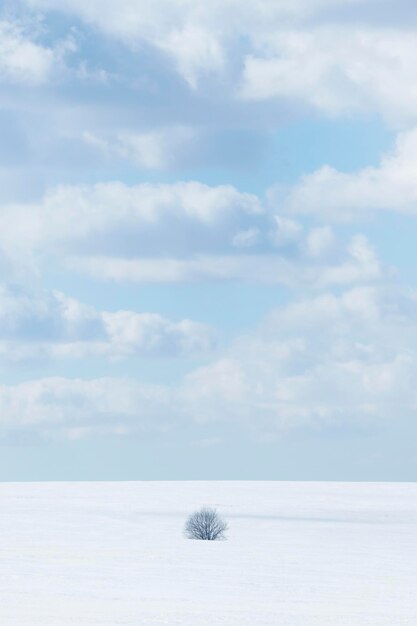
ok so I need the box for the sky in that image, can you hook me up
[1,0,417,480]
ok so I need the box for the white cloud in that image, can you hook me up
[158,23,225,88]
[0,181,261,253]
[0,19,68,84]
[240,28,417,124]
[0,180,262,279]
[23,0,369,45]
[25,0,234,87]
[5,282,417,439]
[20,0,417,126]
[315,235,382,287]
[306,226,336,257]
[231,228,261,248]
[283,127,417,220]
[68,238,382,288]
[83,126,199,170]
[0,285,216,361]
[0,376,171,438]
[102,310,215,357]
[0,180,384,287]
[3,0,417,451]
[269,216,302,246]
[22,1,359,39]
[180,284,417,429]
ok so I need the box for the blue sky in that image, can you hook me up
[1,0,417,480]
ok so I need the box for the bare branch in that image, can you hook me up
[184,507,228,540]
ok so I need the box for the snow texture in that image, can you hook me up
[1,481,416,625]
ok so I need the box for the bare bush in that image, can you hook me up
[185,507,228,540]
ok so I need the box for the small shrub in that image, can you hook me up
[184,507,228,540]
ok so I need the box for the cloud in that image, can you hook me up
[68,236,382,288]
[3,0,415,204]
[0,376,171,439]
[0,181,261,252]
[3,282,417,439]
[281,127,417,220]
[0,284,216,361]
[22,0,370,46]
[0,20,55,84]
[102,310,215,358]
[158,22,225,89]
[19,0,417,127]
[0,180,384,287]
[0,181,261,276]
[0,19,72,85]
[240,28,417,125]
[24,0,235,87]
[83,126,200,170]
[180,284,417,430]
[1,0,415,454]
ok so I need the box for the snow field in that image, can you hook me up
[1,481,416,625]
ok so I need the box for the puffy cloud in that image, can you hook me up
[282,127,417,220]
[158,22,225,89]
[68,236,382,288]
[23,0,363,46]
[0,20,55,84]
[0,284,216,361]
[4,282,417,439]
[0,19,73,85]
[180,284,417,429]
[241,28,417,124]
[3,0,416,204]
[306,226,336,258]
[231,228,261,248]
[82,126,199,170]
[0,180,384,287]
[0,376,171,439]
[0,181,261,256]
[101,310,215,358]
[0,180,261,279]
[24,0,238,87]
[18,0,417,126]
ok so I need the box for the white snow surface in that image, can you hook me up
[1,481,416,625]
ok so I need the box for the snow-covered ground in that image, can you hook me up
[1,481,416,625]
